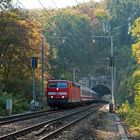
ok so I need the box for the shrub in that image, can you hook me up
[0,92,29,116]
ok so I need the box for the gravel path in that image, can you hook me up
[96,109,120,140]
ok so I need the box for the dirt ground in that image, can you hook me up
[94,105,120,140]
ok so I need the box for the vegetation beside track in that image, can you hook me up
[0,92,29,116]
[117,101,140,139]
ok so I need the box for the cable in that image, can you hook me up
[37,0,67,36]
[17,0,92,55]
[51,0,58,9]
[16,0,54,30]
[37,0,54,19]
[38,0,86,42]
[49,0,89,44]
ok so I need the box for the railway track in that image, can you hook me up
[0,103,103,140]
[38,104,103,140]
[0,109,59,125]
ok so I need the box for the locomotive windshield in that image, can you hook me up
[48,82,68,88]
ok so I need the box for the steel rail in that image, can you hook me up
[0,109,48,121]
[39,105,103,140]
[0,110,60,125]
[0,104,98,140]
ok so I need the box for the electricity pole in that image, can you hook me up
[41,35,45,109]
[92,35,115,111]
[110,36,115,110]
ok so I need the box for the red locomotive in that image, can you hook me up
[46,79,99,108]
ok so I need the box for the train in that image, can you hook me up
[46,79,99,108]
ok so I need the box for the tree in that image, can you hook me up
[0,5,50,99]
[106,0,140,45]
[44,9,94,79]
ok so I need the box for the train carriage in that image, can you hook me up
[81,86,98,104]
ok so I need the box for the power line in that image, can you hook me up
[49,0,90,44]
[37,0,54,19]
[13,0,93,55]
[16,0,66,45]
[37,0,66,34]
[51,0,58,9]
[35,0,69,47]
[16,0,55,30]
[37,0,90,44]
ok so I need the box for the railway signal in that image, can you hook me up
[31,57,38,111]
[31,57,38,69]
[107,57,115,68]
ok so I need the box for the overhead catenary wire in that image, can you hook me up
[15,0,67,60]
[2,0,91,50]
[49,0,90,44]
[16,0,56,31]
[37,0,55,21]
[15,0,63,52]
[17,0,90,44]
[51,0,58,9]
[1,0,93,57]
[37,0,67,35]
[29,0,87,44]
[16,0,73,43]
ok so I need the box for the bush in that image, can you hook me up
[118,100,140,138]
[12,94,29,114]
[117,100,131,117]
[0,92,29,116]
[0,93,13,116]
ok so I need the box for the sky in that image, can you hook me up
[13,0,101,9]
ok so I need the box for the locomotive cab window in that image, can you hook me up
[48,82,67,88]
[48,82,57,88]
[57,82,67,88]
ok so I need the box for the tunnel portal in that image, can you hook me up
[92,84,111,97]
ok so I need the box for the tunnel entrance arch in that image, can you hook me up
[92,84,111,97]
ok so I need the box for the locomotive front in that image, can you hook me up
[46,80,69,108]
